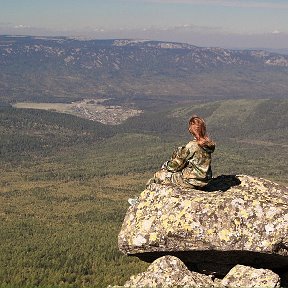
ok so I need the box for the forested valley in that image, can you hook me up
[0,98,287,287]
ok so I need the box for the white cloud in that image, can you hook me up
[171,24,223,32]
[14,24,30,29]
[105,24,223,34]
[94,28,105,32]
[272,30,281,34]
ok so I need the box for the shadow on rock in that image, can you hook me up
[204,174,241,192]
[134,250,288,277]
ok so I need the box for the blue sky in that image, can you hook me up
[0,0,288,48]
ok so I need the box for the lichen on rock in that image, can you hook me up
[118,175,288,275]
[221,264,281,288]
[122,255,214,287]
[109,256,282,288]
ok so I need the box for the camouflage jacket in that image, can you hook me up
[165,140,215,187]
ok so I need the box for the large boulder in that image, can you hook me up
[118,175,288,275]
[122,255,214,287]
[221,264,280,288]
[110,256,281,288]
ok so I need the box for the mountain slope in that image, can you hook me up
[1,36,288,104]
[1,36,288,70]
[0,98,287,287]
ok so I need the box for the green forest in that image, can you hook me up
[0,98,287,287]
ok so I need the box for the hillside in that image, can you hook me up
[0,34,287,288]
[0,98,287,287]
[0,36,288,106]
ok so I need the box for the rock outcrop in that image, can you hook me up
[221,264,280,288]
[118,175,288,276]
[122,255,214,287]
[113,257,281,288]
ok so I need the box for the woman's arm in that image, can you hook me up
[165,145,191,172]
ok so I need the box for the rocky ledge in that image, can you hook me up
[117,175,288,286]
[114,255,281,288]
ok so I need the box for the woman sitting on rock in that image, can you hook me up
[148,116,215,189]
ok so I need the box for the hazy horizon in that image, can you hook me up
[1,0,288,49]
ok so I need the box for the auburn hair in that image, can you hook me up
[188,116,214,148]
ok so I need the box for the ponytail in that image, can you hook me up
[188,116,214,148]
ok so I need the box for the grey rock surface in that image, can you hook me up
[118,175,288,275]
[122,255,214,287]
[109,257,282,288]
[221,264,280,288]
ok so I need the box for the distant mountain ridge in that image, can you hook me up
[1,35,288,70]
[1,35,288,104]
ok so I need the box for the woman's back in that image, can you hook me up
[182,140,215,187]
[147,116,215,189]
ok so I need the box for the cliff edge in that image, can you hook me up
[116,175,288,287]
